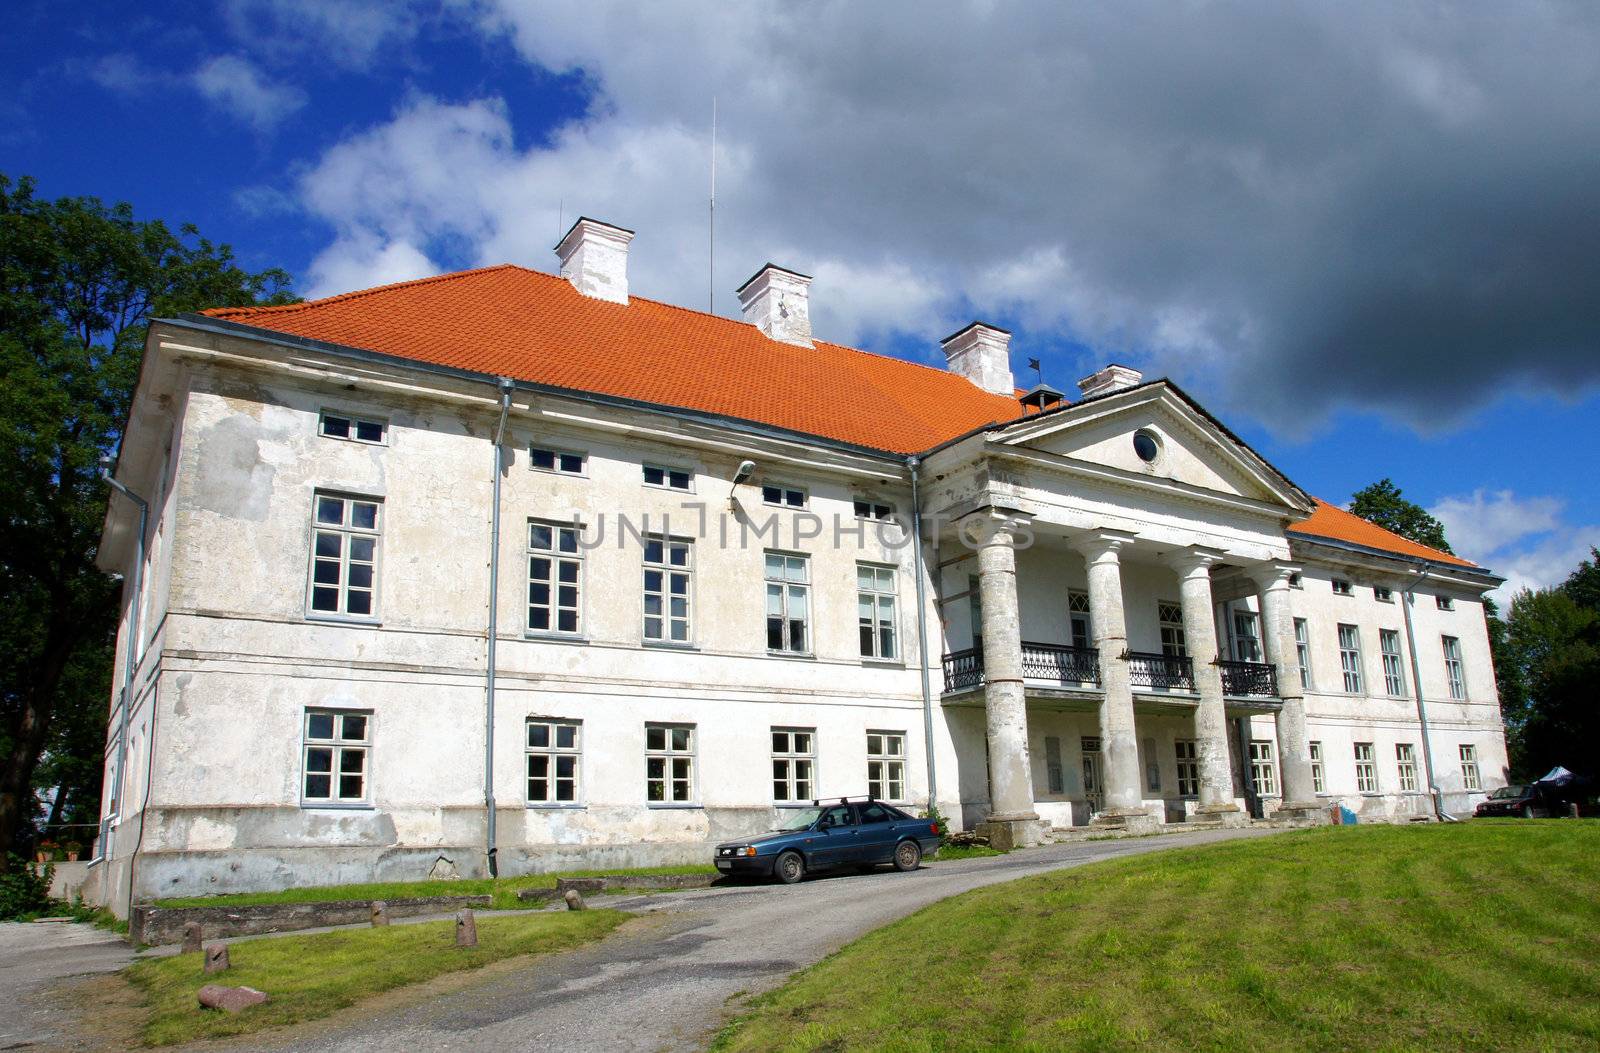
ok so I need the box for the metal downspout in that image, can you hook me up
[1400,561,1447,821]
[103,474,147,912]
[909,457,939,814]
[485,379,515,877]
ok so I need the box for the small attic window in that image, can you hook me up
[1133,429,1161,463]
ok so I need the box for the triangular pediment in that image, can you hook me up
[992,382,1312,512]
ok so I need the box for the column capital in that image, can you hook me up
[956,505,1033,547]
[1071,528,1139,561]
[1165,545,1228,577]
[1246,560,1302,590]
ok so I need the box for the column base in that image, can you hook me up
[1272,802,1330,825]
[1090,809,1162,836]
[975,816,1050,851]
[1191,804,1250,828]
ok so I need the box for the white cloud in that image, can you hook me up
[221,0,425,71]
[306,232,438,299]
[88,54,168,94]
[1431,489,1597,603]
[193,54,307,131]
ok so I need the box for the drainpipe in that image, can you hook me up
[485,378,515,877]
[102,470,147,886]
[909,456,939,815]
[1400,561,1447,821]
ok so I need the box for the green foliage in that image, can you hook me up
[1349,477,1453,553]
[1497,557,1600,779]
[0,854,53,919]
[0,173,295,854]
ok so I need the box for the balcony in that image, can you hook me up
[941,641,1102,693]
[1126,651,1195,692]
[1218,659,1278,698]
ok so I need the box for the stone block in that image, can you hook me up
[975,817,1049,851]
[563,889,586,911]
[181,921,204,954]
[197,984,268,1013]
[370,901,388,926]
[455,909,477,947]
[554,877,606,894]
[203,943,229,974]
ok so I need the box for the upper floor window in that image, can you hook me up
[643,463,692,491]
[526,719,580,805]
[319,411,385,445]
[1337,623,1364,693]
[1232,611,1262,663]
[854,498,895,521]
[303,709,369,805]
[528,520,583,635]
[857,563,898,660]
[1158,601,1187,658]
[1068,590,1092,651]
[1374,585,1394,603]
[643,536,693,644]
[1331,578,1353,596]
[1436,595,1455,611]
[1294,618,1312,690]
[1379,629,1405,697]
[765,552,811,654]
[1288,573,1303,589]
[968,575,983,651]
[309,493,380,619]
[762,484,807,509]
[1442,636,1466,700]
[530,446,585,475]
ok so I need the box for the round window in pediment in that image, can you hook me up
[1133,429,1161,463]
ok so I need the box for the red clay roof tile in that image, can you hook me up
[1287,499,1476,568]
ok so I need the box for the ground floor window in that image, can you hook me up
[1175,739,1199,797]
[771,727,815,802]
[867,731,905,801]
[1395,743,1418,793]
[1459,744,1481,791]
[1354,742,1379,794]
[1249,740,1277,796]
[1309,741,1325,794]
[646,723,695,803]
[526,719,580,804]
[1044,735,1064,794]
[303,709,370,804]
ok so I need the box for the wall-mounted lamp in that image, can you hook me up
[729,459,756,508]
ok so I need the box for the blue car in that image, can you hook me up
[713,797,942,884]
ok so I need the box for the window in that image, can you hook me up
[530,446,585,475]
[1443,636,1466,700]
[867,731,905,800]
[308,493,380,618]
[1460,744,1481,791]
[303,709,369,804]
[1395,743,1418,793]
[762,484,807,508]
[1380,629,1405,696]
[857,563,898,660]
[320,411,385,444]
[1249,740,1277,796]
[1332,578,1353,596]
[643,536,692,643]
[854,498,895,521]
[1288,573,1303,590]
[1309,741,1325,794]
[1133,429,1161,463]
[526,720,580,804]
[765,552,811,653]
[1337,624,1364,693]
[1044,735,1064,794]
[1232,610,1262,662]
[1436,595,1455,611]
[771,728,815,803]
[1143,736,1161,793]
[528,520,583,634]
[643,463,692,491]
[1158,601,1187,658]
[1069,590,1093,651]
[1374,585,1394,603]
[645,724,695,803]
[1353,742,1378,793]
[1294,618,1312,690]
[968,575,983,651]
[1175,739,1199,797]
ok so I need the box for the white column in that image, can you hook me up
[1167,548,1240,817]
[1251,562,1320,813]
[1076,530,1145,817]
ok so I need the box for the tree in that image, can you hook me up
[1349,478,1453,553]
[0,174,294,859]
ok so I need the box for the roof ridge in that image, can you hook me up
[205,263,522,320]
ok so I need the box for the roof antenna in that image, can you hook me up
[709,96,717,314]
[558,197,564,243]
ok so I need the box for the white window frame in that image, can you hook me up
[765,551,812,654]
[645,723,697,805]
[1338,624,1364,693]
[1354,742,1379,794]
[1232,610,1262,663]
[528,519,584,636]
[643,535,693,644]
[1158,601,1187,658]
[1249,740,1278,797]
[761,483,808,509]
[857,562,899,661]
[1395,743,1418,793]
[1294,618,1312,690]
[643,463,693,492]
[319,409,386,445]
[1175,739,1199,797]
[867,730,906,801]
[1332,578,1353,596]
[1374,585,1394,603]
[1309,740,1325,794]
[1068,590,1093,651]
[307,492,381,621]
[771,727,816,804]
[1459,744,1481,791]
[1288,573,1304,589]
[1436,595,1455,611]
[529,445,586,476]
[526,719,581,806]
[1443,636,1466,700]
[853,497,895,521]
[302,709,371,807]
[1379,629,1405,697]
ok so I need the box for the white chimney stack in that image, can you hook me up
[941,322,1014,396]
[737,264,813,346]
[1076,364,1145,399]
[555,217,634,305]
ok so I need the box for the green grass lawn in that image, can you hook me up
[153,863,716,911]
[935,844,1007,860]
[127,909,626,1045]
[715,821,1600,1053]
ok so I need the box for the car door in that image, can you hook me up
[853,802,898,863]
[812,804,860,866]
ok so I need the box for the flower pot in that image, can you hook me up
[65,851,79,862]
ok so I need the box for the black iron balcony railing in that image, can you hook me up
[1218,659,1278,698]
[941,642,1102,693]
[1127,650,1196,691]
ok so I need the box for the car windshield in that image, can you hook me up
[776,808,822,832]
[1490,785,1528,799]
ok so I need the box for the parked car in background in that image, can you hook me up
[1474,784,1545,818]
[713,798,942,884]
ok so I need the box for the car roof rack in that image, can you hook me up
[810,795,876,806]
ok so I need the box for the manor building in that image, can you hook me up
[88,218,1507,912]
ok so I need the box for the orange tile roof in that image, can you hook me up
[202,265,1023,455]
[1287,499,1477,568]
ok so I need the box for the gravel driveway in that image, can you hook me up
[0,919,139,1050]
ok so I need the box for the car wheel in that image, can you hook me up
[1522,804,1535,819]
[893,839,922,872]
[774,850,805,884]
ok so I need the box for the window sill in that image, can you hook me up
[527,803,585,810]
[305,614,382,628]
[300,802,375,811]
[647,802,703,810]
[766,650,816,661]
[860,657,906,668]
[642,640,699,652]
[525,632,589,645]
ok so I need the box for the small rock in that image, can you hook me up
[563,889,586,911]
[181,922,204,954]
[370,901,389,926]
[203,943,229,974]
[197,984,268,1013]
[455,908,478,947]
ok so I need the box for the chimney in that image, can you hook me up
[941,322,1014,396]
[737,264,812,346]
[555,217,634,304]
[1076,364,1145,399]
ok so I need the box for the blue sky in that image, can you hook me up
[5,1,1598,598]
